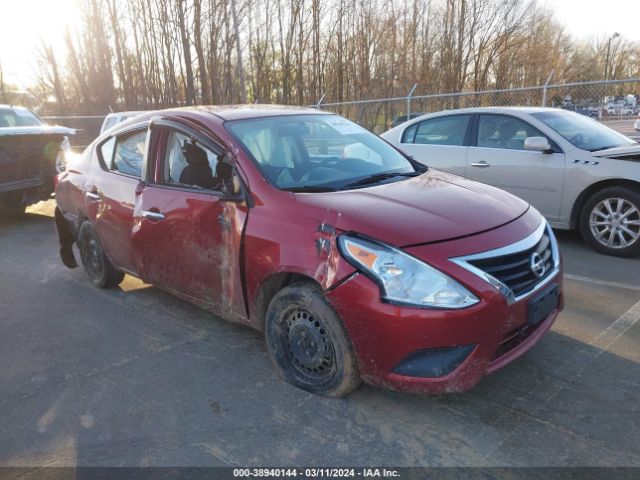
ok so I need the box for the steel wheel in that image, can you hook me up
[284,308,336,382]
[77,222,125,288]
[265,282,361,397]
[589,197,640,250]
[80,235,104,281]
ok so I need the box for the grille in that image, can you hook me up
[468,229,554,298]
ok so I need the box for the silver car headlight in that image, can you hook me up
[338,235,479,309]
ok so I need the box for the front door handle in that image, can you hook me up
[470,161,491,168]
[85,191,101,201]
[141,210,165,221]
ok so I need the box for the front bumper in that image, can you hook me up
[325,212,564,394]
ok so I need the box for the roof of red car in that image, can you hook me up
[183,104,331,121]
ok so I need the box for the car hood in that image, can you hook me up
[295,169,530,247]
[591,144,640,158]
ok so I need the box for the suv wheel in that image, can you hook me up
[580,186,640,257]
[78,221,125,288]
[265,282,361,398]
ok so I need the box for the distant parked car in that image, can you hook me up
[0,105,74,215]
[382,107,640,257]
[100,111,146,134]
[575,107,599,119]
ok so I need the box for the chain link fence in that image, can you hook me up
[42,78,640,149]
[315,78,640,134]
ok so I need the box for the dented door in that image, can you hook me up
[132,186,248,321]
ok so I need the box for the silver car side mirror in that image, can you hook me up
[524,136,553,153]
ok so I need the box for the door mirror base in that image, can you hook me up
[524,136,553,153]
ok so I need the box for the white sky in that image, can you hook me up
[0,0,81,88]
[0,0,638,89]
[542,0,640,42]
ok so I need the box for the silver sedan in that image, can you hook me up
[381,107,640,257]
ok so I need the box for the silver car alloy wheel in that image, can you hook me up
[589,198,640,249]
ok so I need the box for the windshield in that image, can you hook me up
[531,110,635,152]
[226,114,419,191]
[0,108,43,127]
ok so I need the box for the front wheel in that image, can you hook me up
[265,282,361,398]
[78,222,125,288]
[580,187,640,257]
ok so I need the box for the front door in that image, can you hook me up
[466,114,565,221]
[132,125,248,322]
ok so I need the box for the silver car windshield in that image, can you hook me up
[0,108,43,127]
[531,111,635,152]
[226,114,419,191]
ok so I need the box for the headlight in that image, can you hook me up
[338,235,479,309]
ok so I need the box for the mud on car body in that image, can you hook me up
[55,106,563,397]
[0,105,74,215]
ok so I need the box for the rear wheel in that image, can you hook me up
[580,186,640,257]
[265,282,361,398]
[78,221,125,288]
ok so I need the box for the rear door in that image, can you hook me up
[89,127,147,274]
[466,114,565,220]
[131,121,248,321]
[395,114,472,176]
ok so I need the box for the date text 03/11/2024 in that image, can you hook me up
[232,468,401,478]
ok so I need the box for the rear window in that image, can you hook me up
[98,130,147,177]
[402,115,470,146]
[0,108,43,127]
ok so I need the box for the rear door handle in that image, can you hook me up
[141,210,165,221]
[85,191,100,201]
[470,161,491,168]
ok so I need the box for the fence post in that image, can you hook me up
[406,83,417,118]
[316,94,325,109]
[542,71,554,107]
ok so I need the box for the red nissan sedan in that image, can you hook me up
[55,106,563,397]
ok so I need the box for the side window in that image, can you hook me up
[162,130,224,190]
[404,115,470,146]
[477,114,556,151]
[401,123,418,143]
[112,130,147,176]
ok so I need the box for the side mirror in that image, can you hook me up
[217,162,244,200]
[524,136,553,154]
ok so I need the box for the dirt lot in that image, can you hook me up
[0,200,639,468]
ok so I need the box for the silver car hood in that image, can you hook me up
[0,125,76,136]
[591,144,640,158]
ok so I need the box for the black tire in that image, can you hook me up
[579,186,640,257]
[265,282,361,398]
[78,221,125,288]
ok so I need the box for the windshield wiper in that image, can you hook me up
[341,171,420,189]
[282,186,338,193]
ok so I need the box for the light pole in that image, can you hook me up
[602,32,620,118]
[604,32,620,81]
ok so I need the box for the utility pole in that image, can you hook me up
[230,0,246,103]
[604,32,620,81]
[602,32,620,118]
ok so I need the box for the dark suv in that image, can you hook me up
[0,105,74,215]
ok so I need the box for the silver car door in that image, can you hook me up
[396,114,472,176]
[466,114,565,221]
